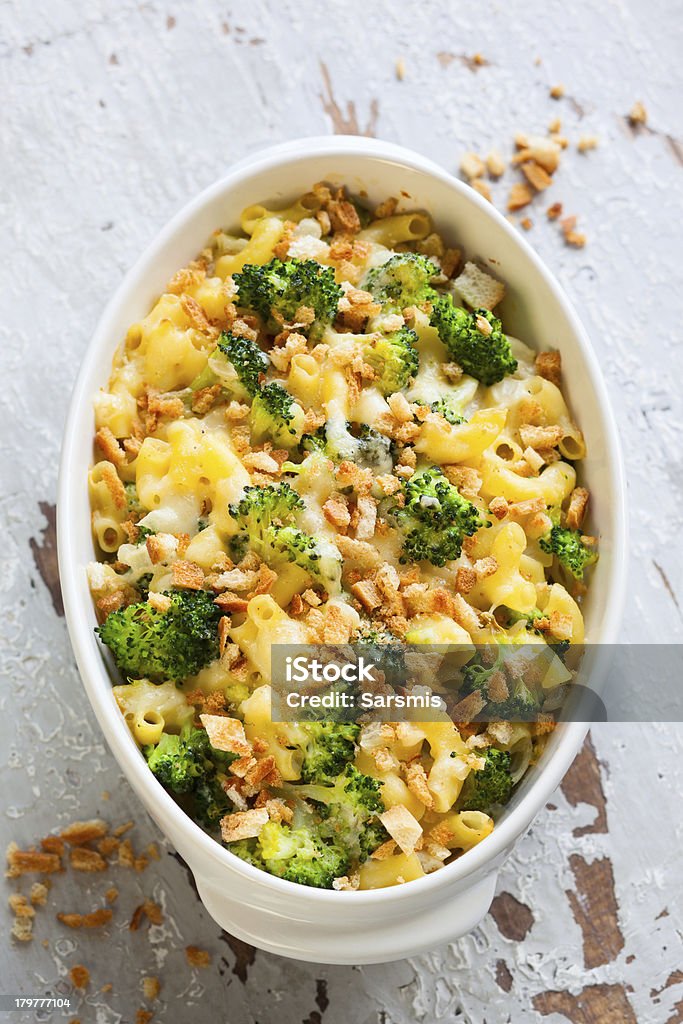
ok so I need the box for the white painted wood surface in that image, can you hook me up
[2,1,682,1020]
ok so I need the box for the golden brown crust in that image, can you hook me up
[57,908,113,929]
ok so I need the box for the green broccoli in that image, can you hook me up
[229,482,304,533]
[296,765,387,863]
[190,331,268,398]
[144,723,235,826]
[456,747,513,814]
[193,776,233,827]
[539,525,598,580]
[234,258,342,334]
[230,819,350,889]
[430,298,517,385]
[363,327,420,395]
[228,484,342,592]
[124,482,144,518]
[299,722,360,785]
[217,331,269,397]
[250,382,306,448]
[96,589,221,682]
[354,626,406,687]
[421,398,466,426]
[265,526,342,591]
[364,253,439,311]
[298,421,394,472]
[390,467,486,566]
[461,649,541,721]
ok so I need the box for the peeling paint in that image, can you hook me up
[565,855,624,969]
[489,892,535,941]
[533,983,637,1023]
[29,501,64,617]
[219,931,257,984]
[560,735,608,837]
[319,61,378,136]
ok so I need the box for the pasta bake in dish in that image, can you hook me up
[88,183,597,890]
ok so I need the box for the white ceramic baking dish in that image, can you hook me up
[58,136,627,964]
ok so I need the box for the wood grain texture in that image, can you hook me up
[2,0,682,1021]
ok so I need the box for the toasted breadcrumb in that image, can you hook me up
[549,83,565,99]
[30,882,49,906]
[507,182,534,211]
[57,908,113,929]
[546,201,563,221]
[485,151,505,178]
[141,976,161,1000]
[185,946,212,968]
[70,847,107,873]
[136,1011,153,1024]
[521,161,552,191]
[460,152,485,180]
[577,135,599,152]
[70,965,90,990]
[520,217,533,231]
[628,100,647,126]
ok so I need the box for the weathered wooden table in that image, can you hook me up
[3,1,682,1020]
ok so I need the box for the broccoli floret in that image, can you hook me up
[217,331,268,397]
[190,331,269,398]
[364,253,439,311]
[390,467,486,566]
[231,820,350,889]
[430,298,517,386]
[299,422,395,473]
[354,627,405,687]
[96,590,221,682]
[144,723,235,826]
[298,722,360,785]
[266,526,342,591]
[363,327,420,395]
[228,485,342,591]
[461,650,541,721]
[354,423,396,471]
[420,398,466,426]
[296,765,386,863]
[456,747,513,814]
[250,382,306,448]
[234,258,342,334]
[539,525,598,580]
[193,775,233,827]
[124,482,144,518]
[229,482,304,533]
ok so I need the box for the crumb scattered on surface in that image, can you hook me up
[186,945,212,968]
[628,100,648,126]
[70,965,90,989]
[550,83,565,98]
[395,57,405,80]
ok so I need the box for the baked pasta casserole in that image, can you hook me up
[87,183,598,890]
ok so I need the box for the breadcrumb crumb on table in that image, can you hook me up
[57,908,113,929]
[141,976,161,1000]
[186,946,212,968]
[577,135,599,152]
[485,150,505,177]
[460,152,485,180]
[69,965,90,989]
[507,182,534,211]
[550,83,565,98]
[628,100,648,126]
